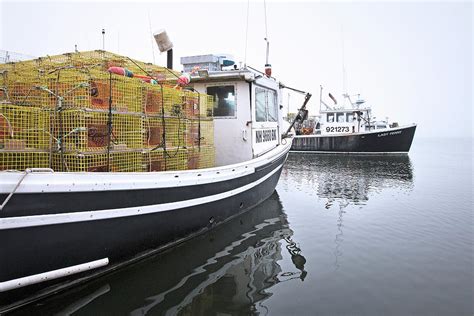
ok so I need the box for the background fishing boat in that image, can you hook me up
[290,86,417,154]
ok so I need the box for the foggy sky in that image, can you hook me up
[1,0,472,138]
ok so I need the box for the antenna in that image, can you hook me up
[320,85,323,112]
[341,25,347,106]
[263,0,271,77]
[244,0,250,67]
[102,29,105,50]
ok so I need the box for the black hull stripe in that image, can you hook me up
[0,161,285,285]
[291,125,417,152]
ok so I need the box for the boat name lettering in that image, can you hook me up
[255,129,277,143]
[378,130,402,137]
[326,126,350,133]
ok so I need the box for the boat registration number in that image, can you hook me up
[255,129,277,143]
[326,126,350,133]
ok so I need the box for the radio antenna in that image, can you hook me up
[263,0,271,77]
[264,0,269,65]
[244,0,250,67]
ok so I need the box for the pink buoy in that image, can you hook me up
[175,66,200,88]
[107,67,133,78]
[177,73,191,87]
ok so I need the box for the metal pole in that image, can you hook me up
[102,29,105,50]
[319,85,323,113]
[287,93,290,118]
[283,93,312,138]
[167,49,173,69]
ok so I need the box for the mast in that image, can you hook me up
[319,85,323,113]
[341,26,347,107]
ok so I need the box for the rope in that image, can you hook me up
[0,170,30,211]
[0,113,14,138]
[126,56,179,81]
[148,12,156,65]
[55,69,67,171]
[107,72,113,172]
[159,84,167,170]
[198,94,201,152]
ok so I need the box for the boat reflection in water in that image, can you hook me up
[282,153,414,208]
[13,192,306,315]
[281,153,414,270]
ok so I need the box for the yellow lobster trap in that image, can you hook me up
[0,50,216,172]
[53,110,142,153]
[52,150,141,172]
[187,145,215,170]
[0,103,50,151]
[141,148,187,172]
[0,151,50,171]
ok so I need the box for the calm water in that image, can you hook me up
[14,138,473,315]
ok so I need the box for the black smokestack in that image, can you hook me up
[167,49,173,70]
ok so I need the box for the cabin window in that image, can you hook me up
[337,113,345,123]
[255,88,266,122]
[347,113,354,122]
[267,90,278,122]
[327,113,334,123]
[206,85,236,117]
[255,87,278,122]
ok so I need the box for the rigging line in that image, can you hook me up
[341,24,347,98]
[244,0,250,66]
[159,84,167,170]
[148,12,156,65]
[126,56,180,80]
[107,72,113,172]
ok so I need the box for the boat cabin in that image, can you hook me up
[182,54,282,166]
[308,91,391,136]
[316,107,389,135]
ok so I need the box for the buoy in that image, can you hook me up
[175,66,200,88]
[108,66,133,78]
[107,67,157,84]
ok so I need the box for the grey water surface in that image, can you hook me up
[15,137,473,315]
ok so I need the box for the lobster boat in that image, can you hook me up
[0,50,297,310]
[291,86,417,154]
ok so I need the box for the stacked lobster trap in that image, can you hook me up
[0,50,215,172]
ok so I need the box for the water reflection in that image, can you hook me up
[281,154,414,270]
[15,192,305,315]
[282,154,414,208]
